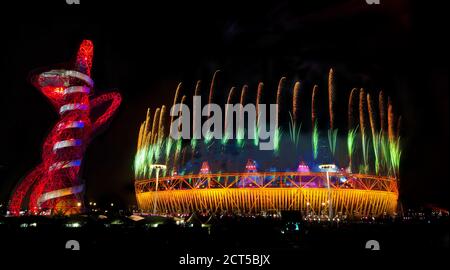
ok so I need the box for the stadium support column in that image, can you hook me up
[150,164,167,214]
[319,164,336,220]
[326,171,333,219]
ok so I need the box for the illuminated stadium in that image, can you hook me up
[134,70,401,219]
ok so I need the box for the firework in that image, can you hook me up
[389,137,401,177]
[253,121,259,147]
[133,71,402,217]
[387,101,401,177]
[289,112,301,148]
[237,85,248,148]
[293,81,301,124]
[180,95,187,107]
[276,77,286,126]
[396,115,402,138]
[174,137,183,168]
[311,85,319,160]
[359,89,369,172]
[256,82,264,126]
[289,82,302,147]
[226,87,236,105]
[377,91,390,173]
[166,84,178,165]
[253,83,264,147]
[367,93,377,141]
[137,122,145,152]
[158,105,166,143]
[327,69,338,156]
[135,122,145,178]
[170,83,182,126]
[348,88,357,130]
[222,87,236,146]
[194,80,201,96]
[359,89,366,135]
[143,108,151,138]
[347,88,358,171]
[367,93,380,174]
[151,108,161,145]
[328,68,335,130]
[204,73,220,145]
[166,82,181,168]
[135,108,153,178]
[379,91,386,133]
[388,97,395,142]
[274,128,282,154]
[312,123,319,160]
[134,72,402,197]
[137,108,151,150]
[153,106,166,163]
[171,95,187,167]
[347,128,357,172]
[207,70,220,115]
[239,85,248,119]
[311,85,319,127]
[380,133,390,174]
[191,81,202,150]
[328,129,338,156]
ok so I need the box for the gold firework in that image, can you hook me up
[207,70,220,115]
[170,83,182,126]
[379,91,386,133]
[158,105,166,142]
[276,77,286,125]
[293,81,300,124]
[256,82,264,124]
[151,108,161,145]
[367,93,377,137]
[388,97,395,142]
[312,85,319,126]
[328,68,335,129]
[359,88,366,135]
[348,88,357,130]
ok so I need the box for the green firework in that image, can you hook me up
[347,128,358,171]
[389,137,401,177]
[236,128,245,149]
[190,138,197,151]
[380,133,390,174]
[274,128,282,154]
[360,131,370,173]
[165,138,173,161]
[288,112,302,148]
[134,148,146,179]
[312,121,319,160]
[371,132,381,174]
[328,128,338,156]
[203,131,214,145]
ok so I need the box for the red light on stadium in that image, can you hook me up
[245,160,257,173]
[297,162,310,173]
[200,161,210,175]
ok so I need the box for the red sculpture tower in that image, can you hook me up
[9,40,121,215]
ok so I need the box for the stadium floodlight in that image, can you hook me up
[150,164,167,214]
[319,164,337,219]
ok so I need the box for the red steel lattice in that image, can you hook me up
[8,40,121,215]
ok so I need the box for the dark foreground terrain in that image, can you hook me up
[0,214,448,263]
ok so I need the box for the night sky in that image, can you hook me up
[1,0,448,209]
